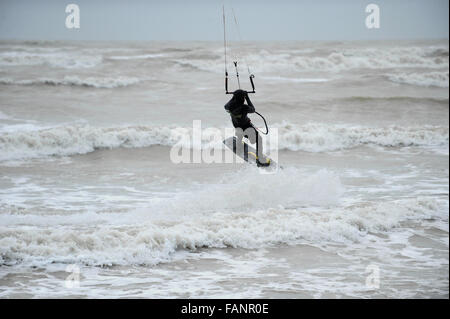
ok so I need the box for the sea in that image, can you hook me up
[0,39,448,298]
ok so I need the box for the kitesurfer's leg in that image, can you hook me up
[244,126,262,158]
[254,130,266,164]
[256,130,264,161]
[246,126,269,166]
[235,127,245,154]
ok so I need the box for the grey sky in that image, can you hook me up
[0,0,448,41]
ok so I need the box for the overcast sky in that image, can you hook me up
[0,0,448,41]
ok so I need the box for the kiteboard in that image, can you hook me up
[223,136,277,170]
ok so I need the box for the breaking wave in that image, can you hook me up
[109,53,167,60]
[0,51,102,69]
[386,71,449,88]
[0,111,10,120]
[0,194,445,267]
[0,122,448,161]
[174,45,449,73]
[0,76,141,88]
[276,122,449,152]
[1,43,447,74]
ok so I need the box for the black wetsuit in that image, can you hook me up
[224,90,255,130]
[224,89,269,166]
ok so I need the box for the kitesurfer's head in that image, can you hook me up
[233,89,247,104]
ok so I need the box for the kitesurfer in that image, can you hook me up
[224,89,269,166]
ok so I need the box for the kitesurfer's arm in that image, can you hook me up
[244,93,255,113]
[224,99,233,112]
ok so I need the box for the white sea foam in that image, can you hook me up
[0,76,141,88]
[164,167,344,213]
[0,193,445,267]
[386,71,449,88]
[0,122,447,161]
[0,122,60,134]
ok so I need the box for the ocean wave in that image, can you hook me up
[341,96,448,103]
[0,124,179,161]
[386,71,449,88]
[0,194,445,267]
[109,53,166,60]
[0,111,10,120]
[0,51,102,69]
[1,44,447,73]
[261,76,330,83]
[0,122,448,161]
[0,76,141,88]
[276,122,449,152]
[173,46,449,73]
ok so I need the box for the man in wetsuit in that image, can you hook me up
[224,89,269,166]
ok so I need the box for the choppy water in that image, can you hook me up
[0,39,448,298]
